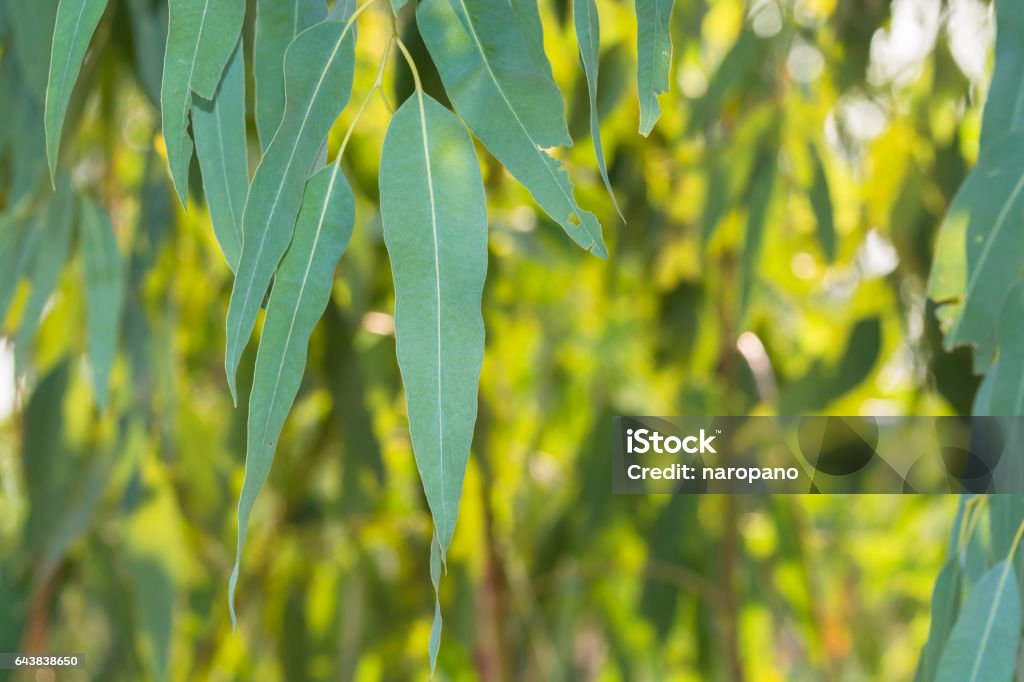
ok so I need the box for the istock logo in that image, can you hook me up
[626,428,717,454]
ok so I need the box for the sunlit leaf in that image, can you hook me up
[79,196,125,409]
[44,0,108,183]
[379,91,487,554]
[224,18,356,402]
[573,0,622,220]
[980,0,1024,152]
[417,0,607,257]
[635,0,673,135]
[192,39,247,270]
[934,560,1021,682]
[159,0,245,205]
[229,162,355,625]
[253,0,326,151]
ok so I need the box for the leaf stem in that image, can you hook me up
[334,38,395,164]
[394,36,423,94]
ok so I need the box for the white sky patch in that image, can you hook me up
[869,0,942,87]
[858,228,900,278]
[946,0,994,84]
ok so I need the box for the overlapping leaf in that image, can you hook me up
[253,0,326,150]
[914,560,961,682]
[6,0,59,106]
[417,0,607,257]
[635,0,673,135]
[44,0,108,182]
[193,39,247,270]
[980,0,1024,152]
[160,0,244,205]
[79,197,125,409]
[229,162,355,625]
[573,0,622,219]
[224,19,356,401]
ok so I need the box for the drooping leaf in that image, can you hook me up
[914,560,961,682]
[417,0,607,257]
[934,560,1021,682]
[228,162,355,626]
[635,0,673,135]
[391,0,409,15]
[126,0,168,107]
[739,155,775,320]
[44,0,109,182]
[9,65,48,211]
[253,0,326,151]
[808,145,836,262]
[192,39,248,270]
[6,0,60,107]
[379,91,487,554]
[987,283,1024,490]
[573,0,622,220]
[980,0,1024,152]
[79,197,125,409]
[928,131,1024,372]
[15,173,75,374]
[159,0,245,205]
[0,219,40,328]
[428,530,443,672]
[224,19,356,401]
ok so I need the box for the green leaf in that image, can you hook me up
[193,39,248,270]
[126,0,168,107]
[934,560,1021,682]
[6,0,60,107]
[417,0,607,257]
[44,0,109,183]
[739,155,775,320]
[635,0,673,135]
[928,131,1024,372]
[379,91,487,554]
[915,560,961,682]
[391,0,409,15]
[808,145,836,262]
[980,0,1024,151]
[159,0,245,206]
[15,174,75,374]
[0,220,40,328]
[573,0,622,220]
[253,0,326,151]
[428,530,443,672]
[224,19,356,402]
[80,197,125,409]
[228,162,355,626]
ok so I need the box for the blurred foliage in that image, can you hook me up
[0,0,1000,679]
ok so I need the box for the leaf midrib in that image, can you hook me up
[967,561,1015,682]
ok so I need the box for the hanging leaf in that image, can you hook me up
[380,92,487,556]
[417,0,607,257]
[159,0,245,206]
[808,144,836,262]
[980,0,1024,152]
[44,0,108,183]
[15,173,75,374]
[573,0,622,220]
[739,154,775,320]
[0,219,40,328]
[635,0,673,135]
[934,560,1021,682]
[224,19,356,401]
[229,162,355,625]
[126,0,168,107]
[193,39,248,270]
[79,197,125,409]
[253,0,326,151]
[6,0,60,106]
[928,131,1024,372]
[914,560,961,682]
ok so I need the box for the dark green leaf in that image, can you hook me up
[80,196,125,409]
[379,92,487,554]
[980,0,1024,151]
[6,0,60,106]
[635,0,673,135]
[44,0,109,182]
[915,560,961,682]
[417,0,607,257]
[740,155,775,320]
[809,145,836,262]
[229,162,355,625]
[224,19,356,401]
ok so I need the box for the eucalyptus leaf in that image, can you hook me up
[253,0,326,151]
[915,560,961,682]
[6,0,60,107]
[0,220,40,328]
[193,39,248,270]
[809,145,836,262]
[739,156,775,320]
[980,0,1024,152]
[224,19,356,402]
[573,0,622,220]
[379,92,487,554]
[160,0,245,206]
[79,197,125,409]
[44,0,109,183]
[635,0,673,135]
[935,560,1021,682]
[417,0,607,257]
[229,162,355,626]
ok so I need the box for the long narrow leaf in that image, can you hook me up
[980,0,1024,151]
[635,0,673,135]
[193,39,248,270]
[417,0,607,257]
[224,19,356,401]
[44,0,109,183]
[228,162,355,626]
